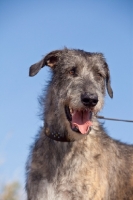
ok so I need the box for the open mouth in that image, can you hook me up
[65,106,92,135]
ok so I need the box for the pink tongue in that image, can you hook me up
[72,110,92,134]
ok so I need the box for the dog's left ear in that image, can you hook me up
[105,62,113,98]
[29,50,62,77]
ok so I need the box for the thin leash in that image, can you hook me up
[97,115,133,123]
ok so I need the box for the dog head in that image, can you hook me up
[29,48,113,141]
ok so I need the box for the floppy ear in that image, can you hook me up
[29,50,62,77]
[105,62,113,98]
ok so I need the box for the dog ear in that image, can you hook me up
[105,62,113,98]
[29,50,62,77]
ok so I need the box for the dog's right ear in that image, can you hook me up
[104,62,113,98]
[29,50,62,77]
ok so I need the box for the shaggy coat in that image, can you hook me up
[26,48,133,200]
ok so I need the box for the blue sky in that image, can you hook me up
[0,0,133,195]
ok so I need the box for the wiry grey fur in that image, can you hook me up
[26,48,133,200]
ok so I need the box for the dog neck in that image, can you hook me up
[44,125,91,142]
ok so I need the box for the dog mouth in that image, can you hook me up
[65,106,92,135]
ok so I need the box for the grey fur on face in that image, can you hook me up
[29,48,113,141]
[26,48,133,200]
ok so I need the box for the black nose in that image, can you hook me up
[81,93,98,107]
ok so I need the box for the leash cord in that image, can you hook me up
[97,116,133,123]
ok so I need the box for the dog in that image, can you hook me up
[26,48,133,200]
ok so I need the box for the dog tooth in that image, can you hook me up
[69,107,72,114]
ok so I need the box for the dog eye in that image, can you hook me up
[69,68,77,76]
[97,73,103,79]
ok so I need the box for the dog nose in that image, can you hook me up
[81,93,98,107]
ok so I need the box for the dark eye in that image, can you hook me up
[97,73,103,78]
[69,67,77,76]
[95,72,104,81]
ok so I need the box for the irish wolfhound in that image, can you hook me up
[26,48,133,200]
